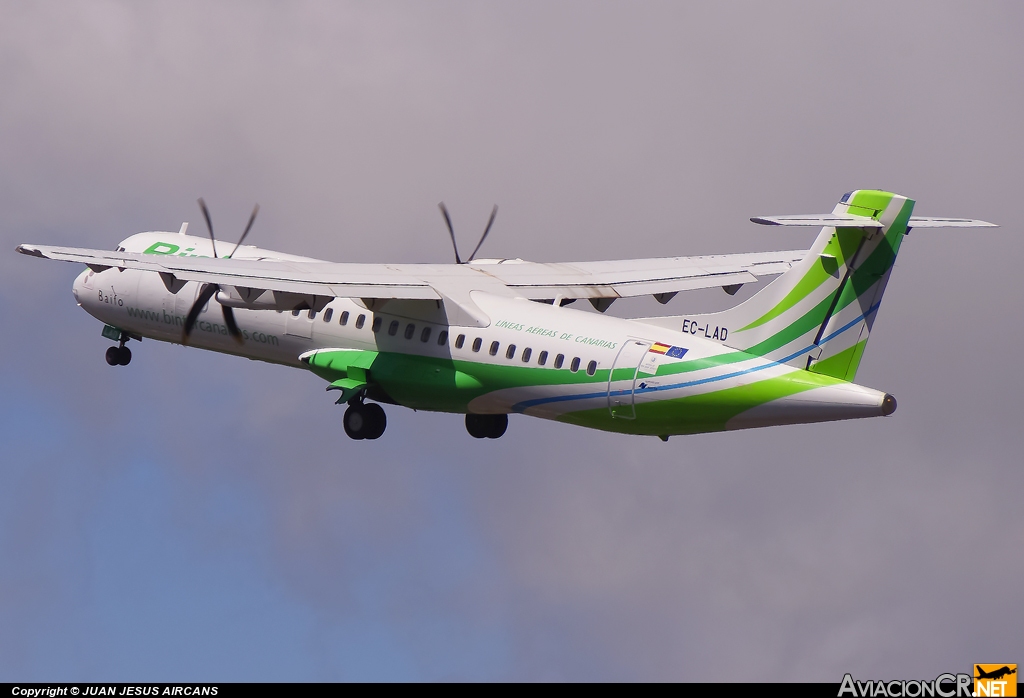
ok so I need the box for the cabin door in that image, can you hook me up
[607,339,651,419]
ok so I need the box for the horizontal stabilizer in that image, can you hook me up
[751,215,883,228]
[751,215,997,228]
[906,217,998,228]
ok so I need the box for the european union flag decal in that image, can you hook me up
[666,346,688,359]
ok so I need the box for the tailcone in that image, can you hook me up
[726,380,895,430]
[882,393,897,416]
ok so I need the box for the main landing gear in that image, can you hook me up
[344,399,387,440]
[105,339,132,366]
[465,413,508,439]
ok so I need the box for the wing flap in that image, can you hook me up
[477,250,804,299]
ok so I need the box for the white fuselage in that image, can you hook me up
[72,231,889,430]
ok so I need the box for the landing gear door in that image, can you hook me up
[608,339,651,419]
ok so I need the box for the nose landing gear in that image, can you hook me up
[465,413,508,439]
[105,339,132,366]
[343,399,387,440]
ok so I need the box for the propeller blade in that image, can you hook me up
[227,204,260,259]
[438,202,462,264]
[197,197,218,258]
[182,283,219,344]
[467,205,498,262]
[221,304,244,344]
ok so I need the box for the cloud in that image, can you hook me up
[1,0,1022,681]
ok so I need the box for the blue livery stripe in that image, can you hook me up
[510,301,880,413]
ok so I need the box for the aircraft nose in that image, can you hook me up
[72,268,91,305]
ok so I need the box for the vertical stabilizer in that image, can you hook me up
[686,190,915,381]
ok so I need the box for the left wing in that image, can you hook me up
[17,243,803,298]
[16,243,805,324]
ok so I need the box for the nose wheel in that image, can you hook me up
[105,343,132,366]
[466,413,508,439]
[344,401,387,440]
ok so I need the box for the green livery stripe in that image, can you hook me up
[557,369,836,435]
[809,338,867,381]
[738,226,868,333]
[615,293,833,382]
[306,348,615,413]
[744,293,833,357]
[831,199,912,317]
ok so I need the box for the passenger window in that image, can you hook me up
[506,344,516,360]
[554,353,564,369]
[522,347,532,363]
[372,316,382,333]
[472,337,482,352]
[538,350,548,366]
[323,308,333,323]
[308,310,317,320]
[438,330,448,345]
[388,320,400,336]
[340,311,349,326]
[292,309,300,317]
[570,357,580,372]
[489,341,500,356]
[587,360,597,376]
[455,334,465,349]
[404,323,415,339]
[355,314,365,329]
[420,327,431,343]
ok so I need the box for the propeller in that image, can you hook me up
[182,199,260,345]
[438,203,498,264]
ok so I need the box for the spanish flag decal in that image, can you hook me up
[650,343,688,358]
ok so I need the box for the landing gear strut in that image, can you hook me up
[466,413,508,439]
[105,337,132,366]
[344,399,387,440]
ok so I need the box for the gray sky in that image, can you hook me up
[1,0,1021,681]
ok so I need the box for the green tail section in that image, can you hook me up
[685,190,915,381]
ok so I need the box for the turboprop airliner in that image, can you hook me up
[17,190,994,441]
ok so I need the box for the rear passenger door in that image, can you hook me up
[607,339,651,419]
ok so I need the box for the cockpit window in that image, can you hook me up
[840,191,854,204]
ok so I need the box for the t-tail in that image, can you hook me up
[683,190,994,382]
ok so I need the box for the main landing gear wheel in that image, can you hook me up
[344,402,387,440]
[465,413,508,439]
[105,345,132,366]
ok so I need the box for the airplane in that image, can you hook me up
[16,189,995,441]
[975,666,1017,681]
